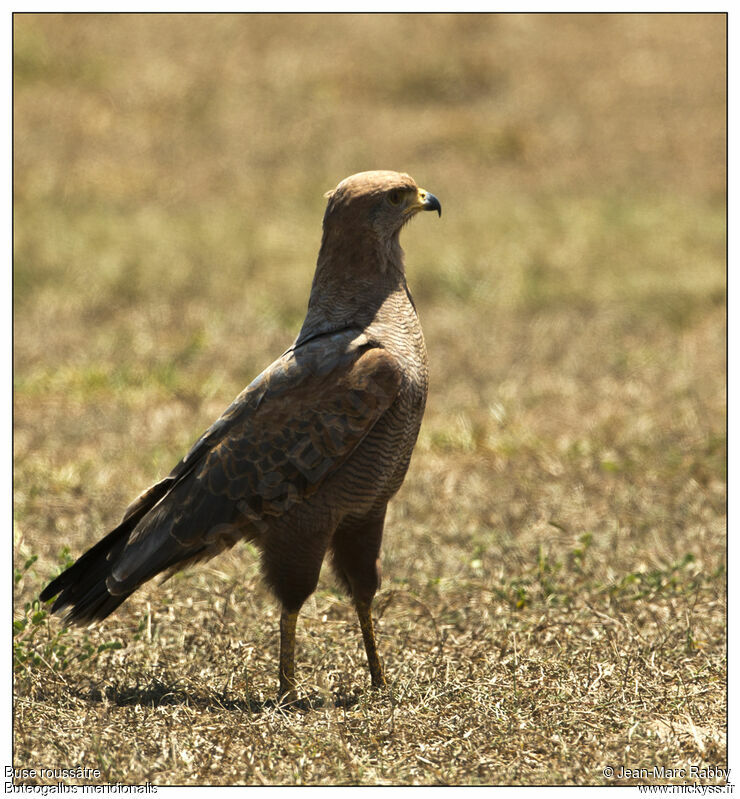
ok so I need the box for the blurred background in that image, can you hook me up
[14,11,726,553]
[13,14,726,783]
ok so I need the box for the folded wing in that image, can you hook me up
[40,329,402,622]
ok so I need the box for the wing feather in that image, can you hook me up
[107,330,402,593]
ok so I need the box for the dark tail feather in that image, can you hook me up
[39,477,175,625]
[39,518,138,624]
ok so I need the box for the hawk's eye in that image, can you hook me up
[387,190,403,206]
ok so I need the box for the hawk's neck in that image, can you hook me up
[296,232,409,345]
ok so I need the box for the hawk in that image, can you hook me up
[41,170,441,700]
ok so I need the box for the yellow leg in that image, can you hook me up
[279,609,299,701]
[355,599,386,688]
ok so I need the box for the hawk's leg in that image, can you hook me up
[355,597,386,688]
[330,510,388,689]
[264,528,328,701]
[279,608,299,701]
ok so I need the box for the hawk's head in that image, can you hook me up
[323,171,441,242]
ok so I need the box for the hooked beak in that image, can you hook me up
[405,187,442,217]
[417,187,441,217]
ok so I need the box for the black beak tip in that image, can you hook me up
[424,193,442,217]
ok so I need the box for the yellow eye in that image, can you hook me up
[388,190,403,206]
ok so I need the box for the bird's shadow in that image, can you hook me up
[78,680,363,714]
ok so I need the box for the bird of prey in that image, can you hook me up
[40,170,441,700]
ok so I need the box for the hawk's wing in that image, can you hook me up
[105,328,402,593]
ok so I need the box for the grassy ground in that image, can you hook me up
[13,13,726,786]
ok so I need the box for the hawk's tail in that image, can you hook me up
[38,476,179,624]
[39,518,139,624]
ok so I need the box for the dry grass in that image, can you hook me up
[13,12,726,786]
